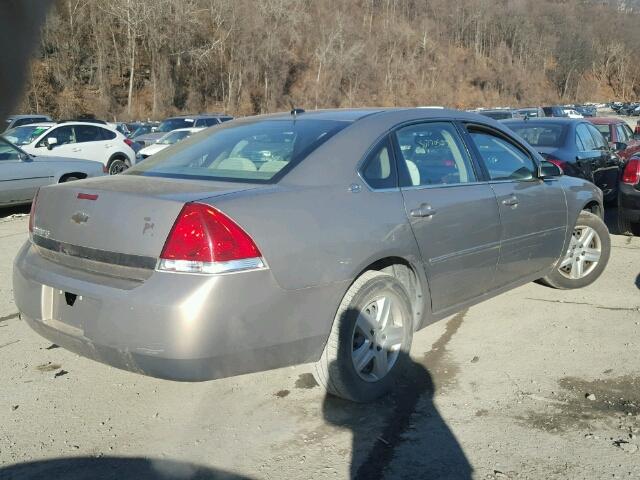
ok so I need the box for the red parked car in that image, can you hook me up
[589,117,640,160]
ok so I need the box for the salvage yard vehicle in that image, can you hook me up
[136,127,205,160]
[0,136,104,207]
[588,117,640,160]
[504,118,622,204]
[4,121,136,175]
[3,114,53,131]
[13,108,610,402]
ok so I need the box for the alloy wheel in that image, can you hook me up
[558,225,602,280]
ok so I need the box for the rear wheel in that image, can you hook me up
[60,175,81,183]
[108,158,128,175]
[541,211,610,289]
[313,270,413,403]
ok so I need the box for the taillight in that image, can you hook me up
[158,203,264,274]
[124,138,135,148]
[543,155,568,173]
[622,158,640,185]
[29,188,39,234]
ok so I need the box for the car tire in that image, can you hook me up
[313,270,414,403]
[617,194,640,236]
[108,158,128,175]
[540,211,610,289]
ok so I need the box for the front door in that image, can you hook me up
[464,126,567,287]
[393,121,501,314]
[0,142,51,205]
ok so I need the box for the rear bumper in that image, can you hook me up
[620,183,640,222]
[13,242,347,381]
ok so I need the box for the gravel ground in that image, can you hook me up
[0,205,639,480]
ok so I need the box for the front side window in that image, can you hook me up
[468,129,536,181]
[361,139,396,189]
[395,122,476,187]
[576,124,597,151]
[39,126,76,146]
[197,118,219,127]
[127,119,348,183]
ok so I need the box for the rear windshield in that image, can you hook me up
[4,124,52,145]
[157,130,193,145]
[127,119,348,183]
[507,123,566,147]
[594,124,611,142]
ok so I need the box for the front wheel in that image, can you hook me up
[313,270,414,403]
[541,211,610,289]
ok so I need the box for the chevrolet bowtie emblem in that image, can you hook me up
[71,211,89,224]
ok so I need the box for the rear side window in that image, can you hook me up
[615,124,628,143]
[507,124,565,147]
[75,125,105,143]
[127,119,348,183]
[100,128,117,140]
[576,124,597,151]
[395,122,476,187]
[468,129,536,181]
[361,138,396,189]
[586,124,607,149]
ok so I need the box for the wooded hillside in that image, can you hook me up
[20,0,640,120]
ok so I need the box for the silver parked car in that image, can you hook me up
[0,136,104,207]
[13,108,610,402]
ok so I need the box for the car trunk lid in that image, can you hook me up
[31,175,262,279]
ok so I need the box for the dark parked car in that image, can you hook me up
[505,118,622,203]
[618,155,640,235]
[134,114,234,147]
[516,107,545,118]
[588,117,640,160]
[475,109,520,120]
[4,114,53,131]
[574,105,597,117]
[542,106,569,117]
[14,108,610,402]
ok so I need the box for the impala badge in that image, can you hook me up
[71,211,89,224]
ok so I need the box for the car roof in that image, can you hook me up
[588,117,624,125]
[7,114,52,119]
[165,114,231,120]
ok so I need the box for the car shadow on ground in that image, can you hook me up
[0,456,253,480]
[0,204,30,220]
[322,351,472,480]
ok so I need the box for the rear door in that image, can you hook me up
[73,125,114,164]
[464,125,567,287]
[393,121,501,313]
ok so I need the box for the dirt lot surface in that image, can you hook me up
[0,206,639,480]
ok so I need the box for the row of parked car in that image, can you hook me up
[1,108,639,235]
[474,104,599,121]
[0,113,234,207]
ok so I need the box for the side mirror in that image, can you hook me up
[614,141,627,152]
[539,160,562,178]
[18,152,31,162]
[46,137,58,150]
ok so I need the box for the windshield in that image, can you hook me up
[594,124,611,142]
[127,119,348,182]
[4,124,51,145]
[157,130,192,145]
[156,118,195,133]
[508,123,566,147]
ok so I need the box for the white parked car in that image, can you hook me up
[4,121,137,175]
[136,127,205,160]
[563,109,584,119]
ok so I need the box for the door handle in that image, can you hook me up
[410,203,437,218]
[501,195,519,207]
[71,147,81,152]
[104,144,113,148]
